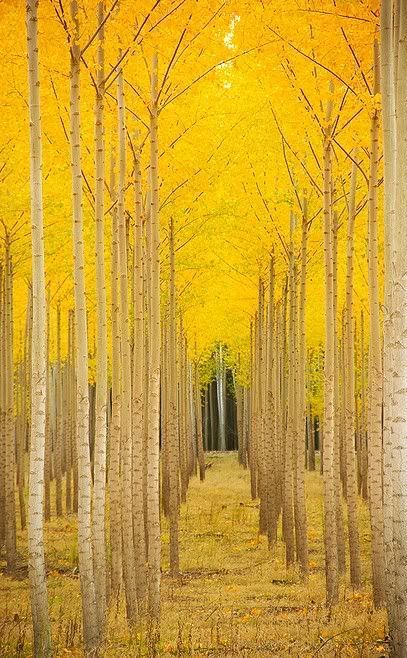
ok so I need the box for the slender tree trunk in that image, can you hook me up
[146,52,161,625]
[266,258,277,546]
[168,220,180,575]
[55,305,62,517]
[26,1,52,651]
[132,136,147,605]
[344,154,362,589]
[44,293,51,522]
[284,222,295,567]
[367,40,386,609]
[109,153,122,602]
[332,211,346,575]
[296,203,309,576]
[248,322,257,498]
[69,2,99,649]
[93,0,108,629]
[360,311,368,500]
[389,2,407,650]
[179,318,188,502]
[380,0,397,642]
[217,344,227,451]
[195,365,205,482]
[4,239,16,571]
[322,88,339,605]
[117,64,138,623]
[66,311,73,514]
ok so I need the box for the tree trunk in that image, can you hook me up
[132,136,147,605]
[367,40,386,609]
[295,203,309,576]
[322,87,339,606]
[284,223,295,567]
[69,2,99,650]
[332,211,345,576]
[26,0,52,651]
[93,0,108,629]
[380,0,397,642]
[344,154,362,589]
[117,64,138,623]
[109,152,122,602]
[168,220,180,575]
[55,305,62,517]
[146,52,161,626]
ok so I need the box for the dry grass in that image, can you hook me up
[0,453,388,657]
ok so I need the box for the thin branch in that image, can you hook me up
[161,40,277,110]
[267,25,357,95]
[81,0,120,57]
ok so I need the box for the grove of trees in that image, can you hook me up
[1,0,407,656]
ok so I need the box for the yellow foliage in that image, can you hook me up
[0,0,381,380]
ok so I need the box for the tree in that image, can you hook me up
[26,0,52,653]
[93,0,108,629]
[117,63,138,623]
[146,51,161,626]
[69,1,99,650]
[344,154,362,589]
[322,84,339,606]
[367,40,385,609]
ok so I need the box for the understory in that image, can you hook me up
[0,453,387,657]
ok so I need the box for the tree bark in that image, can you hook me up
[146,52,161,626]
[93,0,108,629]
[322,86,339,606]
[69,2,99,650]
[344,154,362,589]
[367,40,386,609]
[26,0,52,651]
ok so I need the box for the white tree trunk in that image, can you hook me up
[69,2,99,650]
[26,0,52,652]
[367,40,385,609]
[93,0,108,629]
[147,52,161,625]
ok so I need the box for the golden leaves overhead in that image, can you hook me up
[0,0,381,365]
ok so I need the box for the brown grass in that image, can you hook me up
[0,453,388,657]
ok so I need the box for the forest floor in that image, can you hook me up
[0,453,388,657]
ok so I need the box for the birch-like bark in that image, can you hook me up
[322,86,339,605]
[391,1,407,650]
[332,210,346,575]
[266,257,277,546]
[380,0,397,639]
[147,52,161,624]
[344,154,362,589]
[132,137,147,604]
[257,281,267,536]
[109,152,122,602]
[26,0,52,651]
[55,306,62,517]
[93,0,108,628]
[168,220,180,574]
[179,317,188,502]
[367,40,386,608]
[195,364,205,481]
[4,240,16,571]
[69,2,99,649]
[66,310,73,514]
[284,222,295,567]
[117,65,138,623]
[44,294,51,522]
[359,311,368,500]
[296,202,309,576]
[217,344,227,451]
